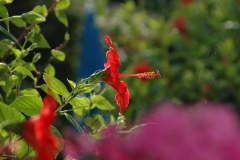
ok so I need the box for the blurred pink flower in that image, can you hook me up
[63,101,240,160]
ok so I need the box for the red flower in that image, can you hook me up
[133,61,152,82]
[103,36,160,114]
[20,95,59,160]
[181,0,194,5]
[174,16,187,32]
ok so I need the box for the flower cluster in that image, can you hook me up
[63,101,240,160]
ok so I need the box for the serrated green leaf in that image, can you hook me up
[70,97,89,116]
[55,10,68,27]
[30,33,50,48]
[40,84,61,104]
[0,101,25,123]
[33,5,48,17]
[0,4,9,31]
[92,95,115,110]
[10,95,43,116]
[64,113,85,135]
[64,32,70,41]
[21,11,46,24]
[43,73,69,98]
[9,16,26,27]
[14,66,34,80]
[51,49,65,61]
[67,79,76,90]
[44,64,55,76]
[56,0,70,10]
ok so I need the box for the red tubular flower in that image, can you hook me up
[103,36,160,114]
[20,95,59,160]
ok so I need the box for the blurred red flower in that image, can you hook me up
[174,16,187,32]
[181,0,194,5]
[20,95,59,160]
[103,36,130,115]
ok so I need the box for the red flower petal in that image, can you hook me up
[20,95,59,160]
[103,36,130,114]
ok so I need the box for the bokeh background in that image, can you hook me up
[7,0,240,123]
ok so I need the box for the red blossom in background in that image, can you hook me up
[20,95,59,160]
[103,36,160,114]
[181,0,194,5]
[174,16,187,32]
[133,61,152,82]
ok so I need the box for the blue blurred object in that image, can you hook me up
[77,4,105,79]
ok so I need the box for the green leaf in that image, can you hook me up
[44,64,55,76]
[13,139,32,159]
[0,0,13,4]
[33,5,48,17]
[76,83,94,95]
[64,113,85,135]
[84,114,106,132]
[14,66,34,80]
[11,47,21,58]
[0,101,25,123]
[25,30,34,41]
[70,97,89,116]
[51,126,64,153]
[0,26,20,47]
[32,53,41,63]
[0,4,9,31]
[56,0,70,10]
[31,25,40,33]
[109,114,115,125]
[30,33,50,48]
[21,11,46,24]
[43,73,69,98]
[40,84,61,104]
[92,95,115,110]
[55,10,68,27]
[0,62,11,81]
[0,39,12,58]
[64,32,70,41]
[9,16,26,27]
[21,88,40,96]
[10,95,43,116]
[51,49,66,61]
[67,79,76,90]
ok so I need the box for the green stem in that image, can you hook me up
[0,16,21,22]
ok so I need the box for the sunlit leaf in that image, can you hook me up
[44,64,55,76]
[70,97,89,116]
[9,16,26,27]
[51,49,65,61]
[43,73,69,98]
[10,95,43,116]
[30,33,50,48]
[33,5,48,17]
[56,0,70,10]
[55,10,68,27]
[21,11,45,24]
[0,101,25,123]
[14,66,34,80]
[0,4,9,30]
[67,79,76,90]
[92,95,115,110]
